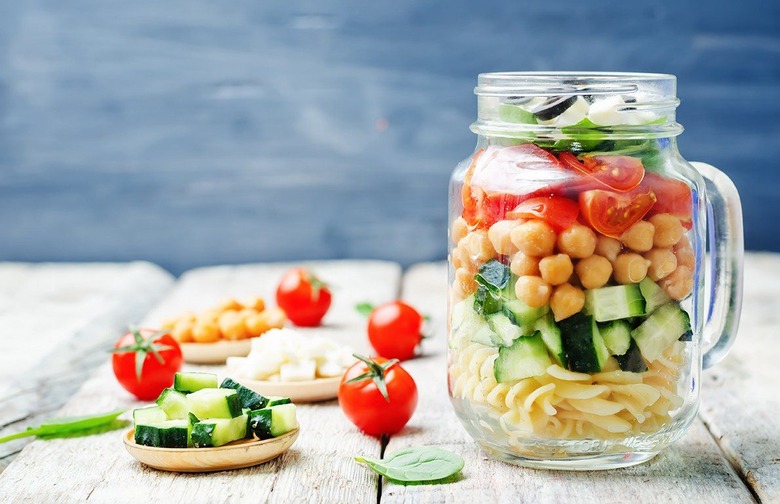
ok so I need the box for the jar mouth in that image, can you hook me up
[472,72,683,140]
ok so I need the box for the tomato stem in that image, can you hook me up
[346,354,398,402]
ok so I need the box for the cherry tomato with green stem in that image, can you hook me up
[111,328,182,401]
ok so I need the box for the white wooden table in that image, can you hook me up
[0,256,777,503]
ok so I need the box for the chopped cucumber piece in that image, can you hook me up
[486,312,522,347]
[632,303,691,361]
[559,312,610,373]
[493,332,552,383]
[248,403,298,439]
[133,406,167,425]
[615,340,648,372]
[186,388,243,419]
[450,297,470,330]
[639,278,671,315]
[598,320,632,356]
[220,377,269,410]
[474,285,503,316]
[533,312,566,367]
[498,103,538,125]
[266,396,292,407]
[454,305,497,346]
[134,418,190,448]
[585,284,646,322]
[191,414,248,447]
[502,298,549,331]
[156,388,189,419]
[174,372,218,393]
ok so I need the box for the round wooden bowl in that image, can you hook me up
[179,338,255,364]
[232,376,341,403]
[123,426,299,473]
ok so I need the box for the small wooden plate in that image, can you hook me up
[233,376,341,403]
[179,339,255,364]
[123,427,299,473]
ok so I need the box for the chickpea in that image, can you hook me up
[575,255,613,290]
[644,248,678,281]
[557,224,597,259]
[465,231,496,263]
[649,213,685,248]
[245,312,270,336]
[612,253,651,284]
[455,267,478,297]
[171,316,195,343]
[511,220,557,257]
[488,220,520,255]
[514,275,552,308]
[192,318,220,343]
[262,307,287,329]
[550,283,585,322]
[595,235,622,262]
[217,298,244,311]
[619,220,655,252]
[510,251,541,276]
[539,254,574,286]
[674,235,695,269]
[660,265,694,300]
[451,216,469,244]
[451,246,467,270]
[219,310,249,340]
[248,296,266,313]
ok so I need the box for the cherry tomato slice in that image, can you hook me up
[508,196,580,232]
[560,152,645,192]
[640,172,694,228]
[579,188,657,237]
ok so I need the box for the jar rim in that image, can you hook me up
[475,72,677,97]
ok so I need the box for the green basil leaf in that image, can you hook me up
[474,260,510,294]
[498,103,537,125]
[473,285,503,316]
[0,409,126,444]
[355,446,464,484]
[355,302,375,317]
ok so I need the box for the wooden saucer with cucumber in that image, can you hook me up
[124,372,299,472]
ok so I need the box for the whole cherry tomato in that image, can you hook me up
[276,268,332,327]
[338,355,418,436]
[367,301,424,361]
[111,328,183,400]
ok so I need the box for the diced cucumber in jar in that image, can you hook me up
[486,312,522,346]
[614,340,648,373]
[632,303,691,361]
[186,388,243,419]
[502,298,549,331]
[454,304,497,346]
[559,312,610,373]
[533,312,566,367]
[598,320,632,356]
[450,297,470,330]
[247,403,298,439]
[493,332,552,383]
[174,372,219,393]
[156,388,189,419]
[133,406,167,425]
[191,414,248,448]
[134,418,191,448]
[585,284,646,322]
[220,377,269,410]
[639,277,671,315]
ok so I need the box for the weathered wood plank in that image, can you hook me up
[382,262,756,504]
[0,260,401,503]
[699,253,780,504]
[0,262,174,472]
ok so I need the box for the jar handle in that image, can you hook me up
[690,162,744,369]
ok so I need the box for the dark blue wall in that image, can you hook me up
[1,1,778,274]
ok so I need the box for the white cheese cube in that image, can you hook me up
[587,95,627,126]
[280,359,317,382]
[553,96,590,127]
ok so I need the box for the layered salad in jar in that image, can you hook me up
[448,93,696,448]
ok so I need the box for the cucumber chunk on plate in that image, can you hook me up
[220,377,269,410]
[133,406,167,425]
[134,418,191,448]
[248,404,298,439]
[156,388,189,419]
[559,312,610,373]
[585,284,645,322]
[493,332,552,383]
[533,312,566,367]
[632,303,691,361]
[598,320,632,356]
[639,278,671,315]
[266,396,292,407]
[186,388,243,419]
[174,372,219,393]
[191,414,248,448]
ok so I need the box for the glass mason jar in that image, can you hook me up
[447,72,743,470]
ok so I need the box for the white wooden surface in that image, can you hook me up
[0,256,778,503]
